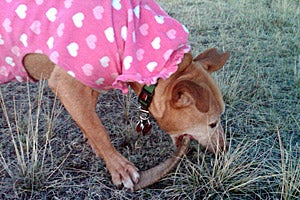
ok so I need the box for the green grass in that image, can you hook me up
[0,0,299,199]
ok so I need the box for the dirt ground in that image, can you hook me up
[1,0,299,199]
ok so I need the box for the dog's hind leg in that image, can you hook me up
[22,53,55,80]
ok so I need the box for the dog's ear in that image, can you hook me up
[193,48,230,73]
[176,53,193,73]
[171,80,210,113]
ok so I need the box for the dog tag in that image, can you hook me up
[135,120,144,132]
[141,120,152,135]
[136,119,152,135]
[136,107,152,135]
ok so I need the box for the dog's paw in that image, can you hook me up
[106,154,140,190]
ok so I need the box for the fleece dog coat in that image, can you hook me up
[0,0,190,93]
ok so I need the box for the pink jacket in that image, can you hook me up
[0,0,190,93]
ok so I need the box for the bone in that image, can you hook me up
[134,136,190,191]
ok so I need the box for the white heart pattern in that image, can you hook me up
[139,23,149,36]
[20,33,28,47]
[16,76,24,82]
[5,57,15,67]
[47,37,54,49]
[146,62,158,72]
[93,6,104,20]
[86,34,97,49]
[167,29,177,39]
[133,6,140,18]
[67,71,76,77]
[154,15,164,24]
[50,51,59,63]
[82,64,94,76]
[64,0,73,8]
[35,0,43,5]
[100,56,110,68]
[151,37,161,50]
[46,7,57,22]
[15,4,27,19]
[112,0,121,10]
[67,42,79,57]
[0,66,9,77]
[72,12,85,28]
[30,20,42,35]
[104,27,115,43]
[3,18,12,32]
[11,46,21,57]
[96,78,104,85]
[136,49,144,61]
[57,23,65,37]
[121,26,127,41]
[123,56,133,70]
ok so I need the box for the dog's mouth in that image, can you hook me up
[175,134,194,147]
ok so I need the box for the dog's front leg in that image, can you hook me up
[48,66,139,189]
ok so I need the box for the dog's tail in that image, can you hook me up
[23,53,55,80]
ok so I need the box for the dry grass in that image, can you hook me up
[0,0,299,199]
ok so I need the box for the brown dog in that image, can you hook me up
[21,48,229,190]
[1,0,229,190]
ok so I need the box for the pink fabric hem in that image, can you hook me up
[113,44,190,93]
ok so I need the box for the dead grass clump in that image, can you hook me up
[0,81,62,197]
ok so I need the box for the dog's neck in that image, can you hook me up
[129,78,170,121]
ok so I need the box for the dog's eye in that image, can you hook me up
[209,122,217,128]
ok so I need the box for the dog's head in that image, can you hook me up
[150,48,230,153]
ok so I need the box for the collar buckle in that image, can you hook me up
[138,84,156,109]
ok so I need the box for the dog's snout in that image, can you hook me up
[205,124,227,153]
